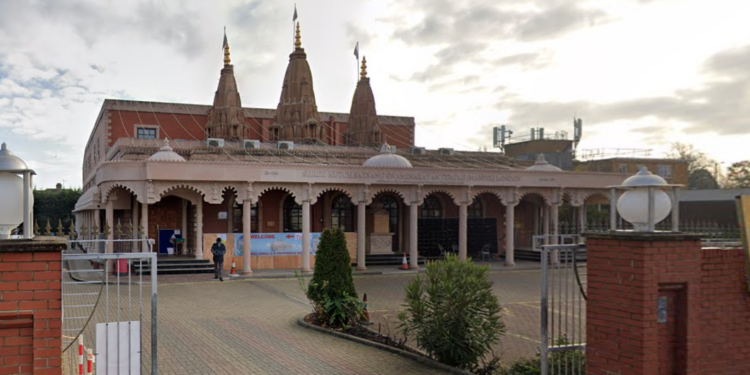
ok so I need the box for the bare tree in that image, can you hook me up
[668,143,721,189]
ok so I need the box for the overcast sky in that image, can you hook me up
[1,0,748,188]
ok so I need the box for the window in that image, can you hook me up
[137,127,157,139]
[232,202,258,233]
[331,195,354,232]
[468,198,483,218]
[420,195,443,218]
[656,165,673,179]
[283,195,302,232]
[379,195,400,233]
[618,164,628,174]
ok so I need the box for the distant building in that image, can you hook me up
[574,158,689,186]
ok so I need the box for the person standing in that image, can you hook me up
[211,238,226,281]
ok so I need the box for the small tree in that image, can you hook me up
[398,254,504,373]
[305,227,359,327]
[726,160,750,188]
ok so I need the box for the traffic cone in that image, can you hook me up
[401,252,409,270]
[362,293,372,325]
[230,258,237,275]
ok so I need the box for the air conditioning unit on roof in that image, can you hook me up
[207,138,225,148]
[438,147,455,155]
[277,141,294,150]
[409,146,426,155]
[243,140,260,149]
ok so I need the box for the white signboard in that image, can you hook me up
[96,321,141,375]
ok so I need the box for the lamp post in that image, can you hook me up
[610,166,682,232]
[0,143,35,239]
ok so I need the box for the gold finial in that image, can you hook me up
[360,56,367,78]
[294,22,301,49]
[223,37,231,66]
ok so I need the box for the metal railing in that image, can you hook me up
[62,239,157,375]
[541,244,587,375]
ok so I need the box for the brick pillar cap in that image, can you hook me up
[584,231,702,241]
[0,236,67,252]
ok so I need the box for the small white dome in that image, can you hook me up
[148,139,185,162]
[525,154,562,172]
[363,144,413,168]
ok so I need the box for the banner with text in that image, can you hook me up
[233,232,321,257]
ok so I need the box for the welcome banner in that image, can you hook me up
[232,232,322,257]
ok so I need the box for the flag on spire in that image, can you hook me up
[354,41,359,60]
[293,4,298,22]
[222,26,228,50]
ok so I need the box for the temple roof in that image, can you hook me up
[271,22,326,143]
[205,32,249,140]
[525,154,563,172]
[345,56,383,146]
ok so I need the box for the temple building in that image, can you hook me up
[73,25,623,273]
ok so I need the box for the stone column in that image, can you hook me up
[505,202,517,266]
[458,202,468,261]
[409,203,419,269]
[141,202,148,252]
[357,201,366,270]
[181,199,188,251]
[551,203,560,245]
[301,200,312,273]
[242,200,252,275]
[578,204,586,233]
[132,200,139,252]
[195,200,204,259]
[105,199,114,253]
[94,208,101,239]
[543,205,550,245]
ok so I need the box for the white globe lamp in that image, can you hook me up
[0,142,35,239]
[612,166,680,232]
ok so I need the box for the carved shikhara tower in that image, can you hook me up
[205,34,250,140]
[270,22,327,144]
[343,57,384,146]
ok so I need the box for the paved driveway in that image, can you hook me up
[155,278,450,375]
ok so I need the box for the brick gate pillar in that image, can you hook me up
[585,232,703,375]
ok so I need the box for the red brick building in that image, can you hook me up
[74,27,624,273]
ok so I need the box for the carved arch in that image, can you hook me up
[100,182,142,204]
[470,188,504,203]
[156,183,207,204]
[581,190,610,204]
[518,188,552,205]
[420,187,459,206]
[314,184,356,201]
[367,186,412,206]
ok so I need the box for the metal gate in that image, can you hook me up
[540,244,587,375]
[61,239,157,375]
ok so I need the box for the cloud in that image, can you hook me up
[478,44,750,146]
[515,3,608,42]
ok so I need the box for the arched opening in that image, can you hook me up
[468,197,483,218]
[331,194,354,232]
[378,193,401,252]
[420,195,443,218]
[283,195,302,232]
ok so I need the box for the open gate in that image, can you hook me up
[61,239,157,375]
[540,243,587,375]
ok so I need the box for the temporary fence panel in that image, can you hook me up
[540,244,587,375]
[62,239,157,375]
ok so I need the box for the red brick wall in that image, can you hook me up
[0,241,64,375]
[108,110,414,148]
[586,233,750,375]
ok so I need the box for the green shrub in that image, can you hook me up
[498,337,585,375]
[398,254,504,373]
[498,357,541,375]
[302,227,359,328]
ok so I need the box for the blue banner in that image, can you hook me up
[233,232,321,257]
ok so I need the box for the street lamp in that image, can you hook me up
[0,143,35,239]
[609,166,682,232]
